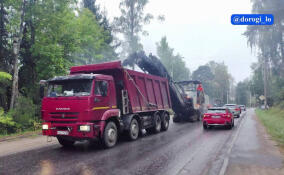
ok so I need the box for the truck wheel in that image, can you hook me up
[128,118,139,141]
[102,121,118,148]
[161,113,170,131]
[197,112,201,121]
[173,115,180,123]
[153,113,162,133]
[57,137,74,147]
[146,113,162,134]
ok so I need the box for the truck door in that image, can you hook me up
[93,80,110,119]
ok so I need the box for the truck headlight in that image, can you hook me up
[79,125,90,132]
[42,124,49,130]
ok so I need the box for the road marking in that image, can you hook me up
[218,111,248,175]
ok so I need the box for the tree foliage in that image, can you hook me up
[192,61,233,105]
[156,36,190,81]
[0,0,118,133]
[235,81,249,106]
[245,0,284,105]
[113,0,154,57]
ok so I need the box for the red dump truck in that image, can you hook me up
[41,61,171,148]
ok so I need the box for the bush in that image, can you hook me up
[10,96,37,131]
[0,108,18,135]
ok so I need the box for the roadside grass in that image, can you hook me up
[256,107,284,146]
[0,129,41,141]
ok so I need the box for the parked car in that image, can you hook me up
[202,107,234,130]
[224,104,241,118]
[240,105,246,111]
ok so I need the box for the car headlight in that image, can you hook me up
[79,125,91,132]
[42,124,49,130]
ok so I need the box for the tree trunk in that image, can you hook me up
[10,0,26,109]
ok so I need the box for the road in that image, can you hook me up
[0,109,283,175]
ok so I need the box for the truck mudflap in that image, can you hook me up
[42,122,103,139]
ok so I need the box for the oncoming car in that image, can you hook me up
[203,107,234,130]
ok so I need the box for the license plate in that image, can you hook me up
[57,131,69,135]
[212,116,220,118]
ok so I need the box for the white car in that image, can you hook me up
[224,104,241,118]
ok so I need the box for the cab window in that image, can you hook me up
[95,80,108,96]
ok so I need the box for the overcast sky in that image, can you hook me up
[97,0,257,83]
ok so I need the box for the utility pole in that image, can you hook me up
[227,90,229,104]
[262,56,268,109]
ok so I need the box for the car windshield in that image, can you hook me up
[47,79,92,97]
[225,105,236,109]
[207,109,226,114]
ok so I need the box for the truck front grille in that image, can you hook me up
[50,112,79,120]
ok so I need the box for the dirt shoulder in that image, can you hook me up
[0,130,42,142]
[226,109,284,175]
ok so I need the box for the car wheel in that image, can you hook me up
[161,113,170,131]
[128,118,139,141]
[226,123,232,129]
[203,124,208,130]
[57,137,75,147]
[102,121,118,148]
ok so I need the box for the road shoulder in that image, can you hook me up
[226,109,284,175]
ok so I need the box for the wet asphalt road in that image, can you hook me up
[0,111,248,175]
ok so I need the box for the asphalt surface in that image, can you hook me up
[0,109,283,175]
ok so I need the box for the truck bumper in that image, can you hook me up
[42,122,104,139]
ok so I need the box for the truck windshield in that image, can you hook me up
[47,80,92,97]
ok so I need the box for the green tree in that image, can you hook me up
[235,81,249,106]
[192,65,214,98]
[244,0,284,105]
[0,0,10,72]
[113,0,154,58]
[83,0,118,62]
[156,36,190,81]
[0,72,11,111]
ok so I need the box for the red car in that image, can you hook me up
[203,107,234,130]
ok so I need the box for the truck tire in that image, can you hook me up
[196,111,201,121]
[57,137,74,147]
[146,113,161,134]
[161,113,170,131]
[102,121,118,148]
[173,115,180,123]
[128,118,139,141]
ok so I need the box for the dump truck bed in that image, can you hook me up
[70,61,171,113]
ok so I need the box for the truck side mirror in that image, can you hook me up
[40,85,45,98]
[39,80,47,99]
